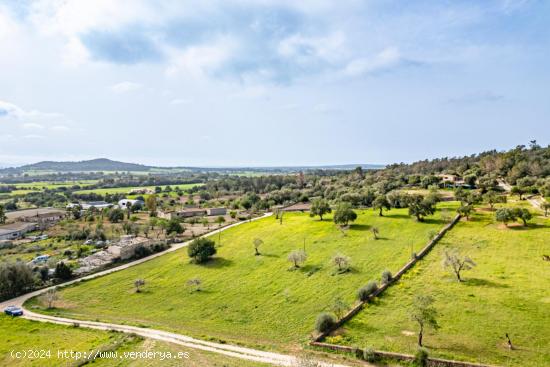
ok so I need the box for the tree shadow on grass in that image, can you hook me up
[349,223,371,231]
[423,217,446,225]
[202,257,233,268]
[385,213,411,219]
[465,278,509,288]
[330,266,360,276]
[300,264,323,277]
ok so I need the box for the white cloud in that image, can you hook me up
[110,81,143,93]
[342,47,403,77]
[22,122,45,130]
[278,32,346,65]
[0,100,61,121]
[164,37,236,78]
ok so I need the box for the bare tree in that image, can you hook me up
[43,288,58,309]
[442,248,476,282]
[332,253,350,272]
[186,277,202,292]
[134,279,145,293]
[253,238,263,256]
[410,294,439,347]
[371,226,379,240]
[288,250,307,268]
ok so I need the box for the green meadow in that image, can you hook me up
[27,203,458,351]
[0,315,266,367]
[73,183,202,196]
[339,205,550,366]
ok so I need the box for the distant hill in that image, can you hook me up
[1,158,152,173]
[0,158,384,175]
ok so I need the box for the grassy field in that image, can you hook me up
[27,203,458,351]
[0,315,267,366]
[338,203,550,366]
[0,181,98,196]
[73,183,202,196]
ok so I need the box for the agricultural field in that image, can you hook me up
[27,203,458,351]
[0,181,98,196]
[0,315,265,367]
[73,183,202,196]
[338,203,550,366]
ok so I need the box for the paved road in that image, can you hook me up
[497,180,546,211]
[1,212,351,367]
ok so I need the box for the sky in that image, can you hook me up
[0,0,549,167]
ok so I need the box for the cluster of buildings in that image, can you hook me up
[76,236,154,274]
[0,208,66,241]
[66,199,144,211]
[158,207,226,220]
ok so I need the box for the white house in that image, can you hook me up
[118,199,144,209]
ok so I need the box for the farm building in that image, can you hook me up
[106,236,153,260]
[118,199,144,209]
[158,208,207,220]
[67,201,113,210]
[207,207,227,216]
[5,208,65,228]
[0,222,37,240]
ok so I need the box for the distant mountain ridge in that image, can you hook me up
[0,158,384,174]
[4,158,152,173]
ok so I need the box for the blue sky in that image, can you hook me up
[0,0,549,167]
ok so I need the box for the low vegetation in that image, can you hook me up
[340,205,550,366]
[26,205,456,349]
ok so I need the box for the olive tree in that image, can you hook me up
[314,312,336,333]
[410,294,439,347]
[309,198,331,221]
[187,238,217,264]
[43,288,58,308]
[288,250,307,268]
[457,204,473,220]
[332,253,350,272]
[495,207,515,226]
[406,195,435,222]
[331,297,349,319]
[442,248,476,282]
[186,277,202,292]
[512,208,532,226]
[371,226,380,240]
[333,202,357,227]
[373,195,391,216]
[253,238,263,256]
[134,279,145,293]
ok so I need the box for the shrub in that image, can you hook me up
[314,312,336,333]
[357,281,378,301]
[413,347,429,367]
[134,245,152,259]
[363,347,379,363]
[187,238,217,263]
[381,270,392,284]
[54,262,73,280]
